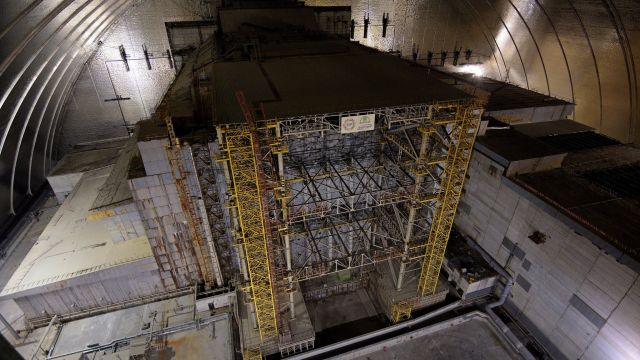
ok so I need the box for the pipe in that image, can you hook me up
[464,236,535,360]
[28,287,194,329]
[47,321,63,357]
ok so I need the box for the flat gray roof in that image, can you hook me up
[213,47,470,124]
[512,144,640,265]
[513,119,593,138]
[476,129,566,164]
[1,166,153,298]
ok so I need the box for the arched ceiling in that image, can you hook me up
[0,0,208,233]
[0,0,638,232]
[351,0,639,143]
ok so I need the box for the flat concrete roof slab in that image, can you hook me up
[48,294,233,360]
[513,119,593,138]
[213,49,469,124]
[476,129,566,164]
[1,166,153,298]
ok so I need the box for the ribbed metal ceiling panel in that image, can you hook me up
[351,0,639,144]
[0,0,638,236]
[0,0,208,233]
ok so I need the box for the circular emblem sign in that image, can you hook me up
[343,118,355,131]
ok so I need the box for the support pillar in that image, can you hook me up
[275,123,296,320]
[396,125,431,290]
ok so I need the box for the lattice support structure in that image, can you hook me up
[221,127,279,341]
[255,101,484,289]
[243,349,263,360]
[417,103,483,296]
[390,301,413,323]
[164,116,215,287]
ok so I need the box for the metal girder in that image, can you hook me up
[258,104,434,138]
[192,143,225,286]
[418,102,483,296]
[217,100,481,337]
[243,349,263,360]
[265,102,477,287]
[287,215,426,281]
[283,156,426,224]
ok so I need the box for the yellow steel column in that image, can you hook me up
[417,102,483,296]
[224,127,279,341]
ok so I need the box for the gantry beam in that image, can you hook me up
[417,102,483,295]
[267,102,471,287]
[392,124,433,290]
[286,214,427,281]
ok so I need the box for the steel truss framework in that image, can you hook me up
[266,101,481,289]
[216,100,481,355]
[417,102,483,296]
[192,143,227,284]
[219,128,279,342]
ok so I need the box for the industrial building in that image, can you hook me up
[0,1,638,359]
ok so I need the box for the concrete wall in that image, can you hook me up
[129,139,208,289]
[47,172,84,203]
[456,150,640,359]
[129,172,198,290]
[13,257,162,319]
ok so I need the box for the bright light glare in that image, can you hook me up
[460,64,485,77]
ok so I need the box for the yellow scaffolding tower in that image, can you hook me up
[243,349,264,360]
[224,127,279,342]
[417,102,483,296]
[164,116,215,287]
